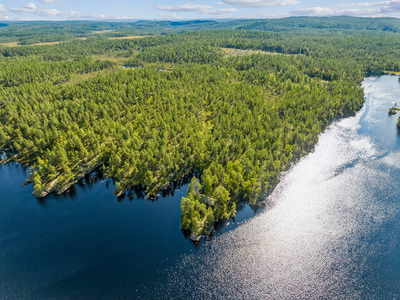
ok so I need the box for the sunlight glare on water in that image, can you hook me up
[151,76,400,300]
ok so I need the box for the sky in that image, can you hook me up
[1,0,400,21]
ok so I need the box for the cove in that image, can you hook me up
[1,75,400,299]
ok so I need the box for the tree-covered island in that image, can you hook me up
[2,18,400,240]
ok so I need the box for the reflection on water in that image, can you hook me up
[1,76,400,299]
[148,76,400,299]
[0,157,259,299]
[49,168,198,203]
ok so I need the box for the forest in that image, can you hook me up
[2,16,400,46]
[1,17,399,239]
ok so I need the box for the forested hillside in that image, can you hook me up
[1,20,399,239]
[2,16,400,46]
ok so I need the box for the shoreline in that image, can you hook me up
[0,100,365,243]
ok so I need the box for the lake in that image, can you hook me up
[1,75,400,299]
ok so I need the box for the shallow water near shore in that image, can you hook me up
[1,75,400,299]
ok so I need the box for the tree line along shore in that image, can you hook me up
[2,20,400,239]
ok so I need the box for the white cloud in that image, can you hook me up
[155,3,236,15]
[381,0,400,12]
[290,0,400,17]
[36,9,63,16]
[10,8,32,14]
[24,3,37,9]
[244,11,291,18]
[220,0,300,7]
[39,0,61,3]
[158,13,181,19]
[335,1,391,8]
[60,11,106,19]
[290,7,381,16]
[290,1,400,17]
[155,4,213,12]
[10,6,105,19]
[290,7,334,16]
[0,4,6,13]
[108,15,132,20]
[200,8,237,14]
[12,16,34,20]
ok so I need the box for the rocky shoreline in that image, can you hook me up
[32,163,103,198]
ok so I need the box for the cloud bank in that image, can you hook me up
[220,0,299,7]
[290,0,400,17]
[155,3,237,15]
[155,4,213,12]
[3,0,400,21]
[10,8,105,19]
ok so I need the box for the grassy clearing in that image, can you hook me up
[0,42,20,47]
[384,71,400,75]
[93,30,113,34]
[30,41,63,46]
[63,66,122,85]
[91,54,134,65]
[0,36,147,47]
[1,38,87,47]
[1,41,62,47]
[108,36,148,40]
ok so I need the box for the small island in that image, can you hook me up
[389,102,400,115]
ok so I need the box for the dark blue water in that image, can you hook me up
[0,158,257,299]
[1,75,400,299]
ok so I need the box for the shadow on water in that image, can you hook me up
[36,168,199,204]
[0,158,265,299]
[8,76,400,298]
[5,159,263,241]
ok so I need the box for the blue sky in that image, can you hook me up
[1,0,400,21]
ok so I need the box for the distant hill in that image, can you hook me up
[2,17,400,46]
[234,16,400,34]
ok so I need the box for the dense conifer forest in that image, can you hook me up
[1,17,400,238]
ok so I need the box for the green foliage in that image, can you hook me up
[3,17,400,46]
[1,20,395,235]
[203,175,213,196]
[0,56,115,87]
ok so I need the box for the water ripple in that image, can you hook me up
[148,75,400,300]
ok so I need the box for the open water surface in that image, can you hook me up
[1,75,400,299]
